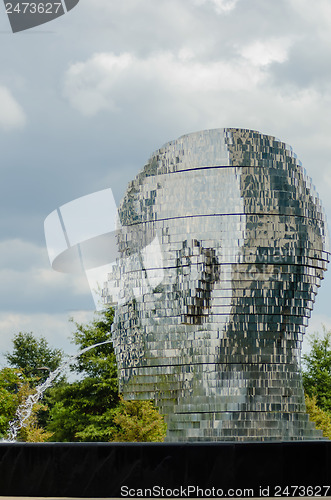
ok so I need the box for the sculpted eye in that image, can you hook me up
[177,241,220,326]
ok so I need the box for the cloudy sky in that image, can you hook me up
[0,0,331,363]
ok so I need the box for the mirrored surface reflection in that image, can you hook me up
[105,128,330,441]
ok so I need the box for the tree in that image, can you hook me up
[5,332,65,431]
[5,332,63,386]
[0,367,52,442]
[109,396,167,442]
[46,308,166,442]
[305,394,331,440]
[2,308,166,442]
[69,307,117,379]
[302,327,331,413]
[0,368,22,438]
[46,308,120,441]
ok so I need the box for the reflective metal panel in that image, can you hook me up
[105,128,330,441]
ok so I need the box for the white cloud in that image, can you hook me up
[193,0,239,14]
[62,48,331,158]
[289,0,331,38]
[63,52,134,116]
[240,37,293,67]
[0,86,26,130]
[0,310,95,366]
[63,51,265,116]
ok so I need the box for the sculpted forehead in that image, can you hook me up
[118,128,329,254]
[138,167,245,221]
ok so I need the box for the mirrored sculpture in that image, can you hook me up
[103,128,330,441]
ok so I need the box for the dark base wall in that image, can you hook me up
[0,441,330,498]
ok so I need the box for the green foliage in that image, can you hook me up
[0,368,22,437]
[5,332,63,386]
[2,308,166,443]
[0,367,52,441]
[69,307,116,378]
[46,377,119,441]
[46,308,166,442]
[109,396,167,442]
[13,381,53,443]
[302,327,331,413]
[305,394,331,440]
[46,308,120,441]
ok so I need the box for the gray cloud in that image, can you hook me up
[0,86,26,129]
[0,0,330,361]
[0,239,92,315]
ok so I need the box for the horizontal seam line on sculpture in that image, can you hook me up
[121,362,301,368]
[155,164,302,175]
[120,212,327,227]
[121,262,327,273]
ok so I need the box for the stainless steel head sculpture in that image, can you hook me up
[104,128,330,441]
